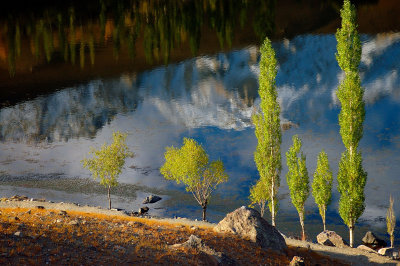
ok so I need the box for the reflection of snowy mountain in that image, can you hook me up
[1,34,400,142]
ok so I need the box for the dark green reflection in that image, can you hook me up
[0,0,276,76]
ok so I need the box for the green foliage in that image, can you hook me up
[286,135,309,239]
[286,135,309,215]
[250,37,281,225]
[335,0,367,247]
[249,179,269,217]
[160,138,228,220]
[312,150,333,230]
[335,0,361,73]
[386,195,396,248]
[82,131,133,208]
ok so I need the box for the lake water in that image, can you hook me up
[1,0,399,245]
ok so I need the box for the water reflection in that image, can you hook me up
[0,33,400,242]
[1,0,276,77]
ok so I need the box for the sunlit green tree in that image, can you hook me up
[160,138,228,221]
[312,150,333,231]
[336,0,367,247]
[386,195,396,248]
[249,179,269,217]
[286,135,309,240]
[82,131,133,209]
[250,37,281,226]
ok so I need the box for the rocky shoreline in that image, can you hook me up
[0,196,399,265]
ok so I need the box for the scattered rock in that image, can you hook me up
[68,220,79,226]
[14,231,22,237]
[138,207,149,215]
[171,235,236,265]
[362,231,386,250]
[317,230,348,248]
[289,256,305,266]
[357,245,377,253]
[10,195,29,201]
[36,206,45,210]
[214,206,287,252]
[142,195,162,204]
[10,216,20,221]
[25,210,31,215]
[58,211,68,216]
[190,226,198,231]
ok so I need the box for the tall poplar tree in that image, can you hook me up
[286,135,309,240]
[312,150,333,231]
[336,0,367,247]
[250,37,281,226]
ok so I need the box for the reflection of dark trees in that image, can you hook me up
[0,0,276,76]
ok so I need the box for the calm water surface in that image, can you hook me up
[1,0,399,244]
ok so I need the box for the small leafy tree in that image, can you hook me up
[160,138,228,221]
[250,36,282,226]
[336,0,367,247]
[312,150,333,231]
[286,135,309,240]
[82,131,133,209]
[249,179,269,217]
[386,195,396,248]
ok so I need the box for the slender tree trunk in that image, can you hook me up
[390,234,394,248]
[349,225,354,248]
[322,206,326,231]
[202,205,207,221]
[299,211,305,240]
[271,182,275,226]
[108,185,111,210]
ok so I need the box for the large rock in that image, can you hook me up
[357,245,377,253]
[213,206,287,252]
[362,231,386,250]
[142,195,162,204]
[317,230,348,248]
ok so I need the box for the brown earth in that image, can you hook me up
[0,198,398,265]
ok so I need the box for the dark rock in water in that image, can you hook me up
[362,231,386,250]
[142,195,162,204]
[214,206,287,252]
[171,235,236,265]
[317,230,348,248]
[138,206,149,215]
[289,256,305,266]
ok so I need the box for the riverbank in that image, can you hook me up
[0,198,399,265]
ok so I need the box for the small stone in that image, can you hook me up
[138,207,149,215]
[26,210,31,215]
[142,195,162,204]
[14,231,22,237]
[68,220,79,226]
[290,256,305,266]
[36,206,45,210]
[58,210,68,216]
[378,247,395,257]
[191,226,198,231]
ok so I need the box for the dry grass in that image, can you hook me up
[0,207,346,265]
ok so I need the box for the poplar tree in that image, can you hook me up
[336,0,367,247]
[386,195,396,248]
[82,131,133,209]
[312,150,333,231]
[250,37,282,226]
[286,135,309,240]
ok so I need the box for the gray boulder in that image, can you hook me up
[362,231,386,250]
[213,206,287,252]
[142,195,162,204]
[317,230,348,248]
